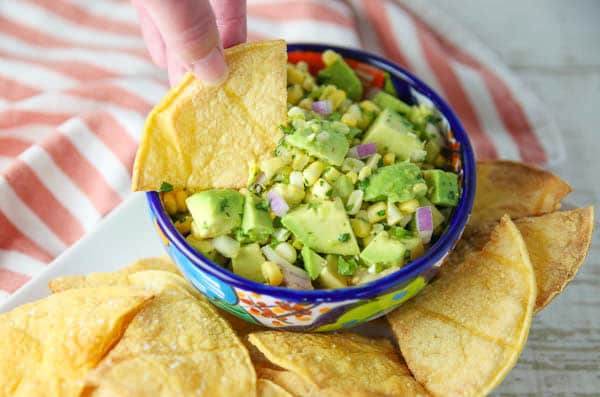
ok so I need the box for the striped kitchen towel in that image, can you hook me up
[0,0,564,301]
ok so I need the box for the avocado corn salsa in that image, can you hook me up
[161,50,460,290]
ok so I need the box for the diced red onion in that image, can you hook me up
[416,206,434,244]
[266,190,289,217]
[348,143,377,159]
[311,100,332,116]
[261,246,313,290]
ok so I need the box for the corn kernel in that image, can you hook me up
[174,216,192,235]
[398,199,419,214]
[383,152,396,165]
[287,64,305,85]
[260,157,286,179]
[319,85,336,100]
[358,165,372,181]
[190,221,207,239]
[302,75,316,91]
[329,90,347,110]
[434,154,447,168]
[261,261,283,286]
[302,161,326,186]
[298,98,313,111]
[322,49,341,66]
[275,242,297,263]
[341,112,358,128]
[292,152,311,171]
[272,183,305,206]
[162,192,177,215]
[346,171,358,184]
[322,167,342,183]
[355,210,369,222]
[175,190,188,212]
[296,61,308,72]
[338,98,353,114]
[287,84,304,105]
[350,218,371,238]
[367,202,387,223]
[359,100,381,113]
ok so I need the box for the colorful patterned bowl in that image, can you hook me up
[146,43,476,332]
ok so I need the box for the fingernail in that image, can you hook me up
[190,47,228,85]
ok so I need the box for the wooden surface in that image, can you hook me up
[431,1,600,395]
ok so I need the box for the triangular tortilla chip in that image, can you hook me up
[248,331,429,396]
[445,207,594,312]
[82,271,256,397]
[49,256,181,293]
[388,216,535,397]
[471,160,571,226]
[0,287,152,397]
[132,40,287,191]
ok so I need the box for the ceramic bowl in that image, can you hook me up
[146,43,476,332]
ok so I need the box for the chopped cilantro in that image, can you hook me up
[376,210,386,217]
[357,178,370,191]
[159,181,173,192]
[279,124,294,134]
[338,257,357,276]
[389,226,410,240]
[308,202,319,210]
[328,112,342,121]
[337,233,350,242]
[255,200,270,211]
[219,198,229,212]
[325,189,333,197]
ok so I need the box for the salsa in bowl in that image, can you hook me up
[147,43,475,331]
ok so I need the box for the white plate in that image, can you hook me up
[0,193,164,313]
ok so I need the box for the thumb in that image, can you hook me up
[141,0,227,85]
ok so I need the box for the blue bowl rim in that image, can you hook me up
[147,43,476,302]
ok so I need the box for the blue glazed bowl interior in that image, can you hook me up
[147,43,476,303]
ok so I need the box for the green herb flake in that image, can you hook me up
[376,210,386,217]
[357,178,370,191]
[255,200,270,211]
[219,198,229,212]
[159,181,173,192]
[338,257,357,276]
[337,233,350,242]
[279,124,294,134]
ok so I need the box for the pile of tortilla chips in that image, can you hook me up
[0,160,593,397]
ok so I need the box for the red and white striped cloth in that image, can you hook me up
[0,0,564,301]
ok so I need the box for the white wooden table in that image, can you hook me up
[431,1,600,395]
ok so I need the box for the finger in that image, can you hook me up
[209,0,247,48]
[131,0,167,68]
[167,51,188,86]
[141,0,227,85]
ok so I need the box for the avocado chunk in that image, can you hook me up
[397,235,425,261]
[282,198,359,255]
[286,127,348,166]
[186,189,244,238]
[186,236,226,265]
[371,91,411,115]
[360,231,406,268]
[240,193,273,243]
[301,246,326,280]
[317,59,363,100]
[363,163,427,203]
[232,243,266,283]
[362,108,426,161]
[317,255,348,289]
[332,174,353,202]
[423,169,459,207]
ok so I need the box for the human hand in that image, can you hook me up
[132,0,247,86]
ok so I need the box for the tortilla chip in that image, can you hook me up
[249,332,429,397]
[257,378,295,397]
[84,270,256,397]
[257,368,320,397]
[445,207,594,312]
[388,216,535,397]
[0,287,152,397]
[132,40,287,191]
[516,207,594,311]
[49,256,181,293]
[471,160,571,226]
